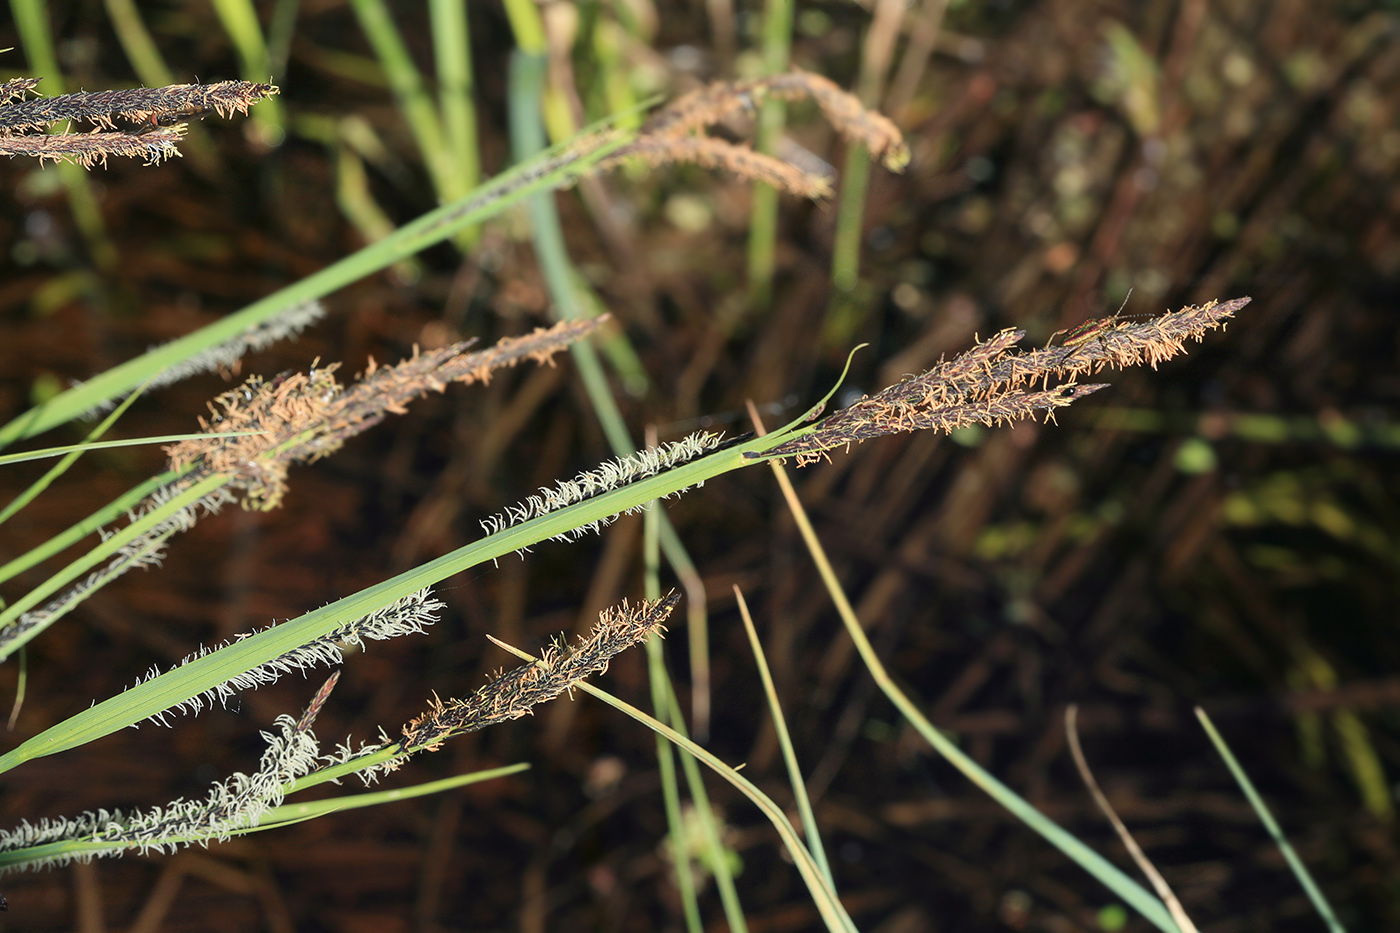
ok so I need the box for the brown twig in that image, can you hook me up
[1066,705,1201,933]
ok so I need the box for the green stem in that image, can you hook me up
[746,0,794,307]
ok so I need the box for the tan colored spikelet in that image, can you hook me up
[600,68,908,197]
[0,318,610,658]
[640,81,756,137]
[0,126,188,168]
[165,317,608,509]
[757,68,911,171]
[616,135,832,199]
[0,77,40,107]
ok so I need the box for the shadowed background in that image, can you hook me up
[0,1,1396,930]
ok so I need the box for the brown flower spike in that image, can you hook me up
[0,78,278,167]
[759,298,1251,464]
[398,594,680,754]
[165,317,607,510]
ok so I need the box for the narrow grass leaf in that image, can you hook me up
[267,763,531,826]
[733,585,834,887]
[0,432,264,467]
[209,0,284,132]
[0,470,184,587]
[349,0,456,203]
[429,0,480,205]
[1195,708,1347,933]
[746,0,794,307]
[0,376,160,526]
[642,492,705,933]
[509,48,714,740]
[0,436,771,771]
[102,0,176,87]
[643,504,747,933]
[0,472,231,660]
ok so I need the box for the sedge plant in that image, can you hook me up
[0,61,1296,932]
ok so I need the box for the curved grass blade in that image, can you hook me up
[0,434,776,771]
[762,442,1183,933]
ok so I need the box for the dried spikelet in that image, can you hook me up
[758,68,911,171]
[995,297,1252,386]
[0,79,278,133]
[398,594,679,754]
[759,298,1251,465]
[612,134,832,199]
[640,69,911,171]
[638,81,755,136]
[0,319,606,657]
[601,67,908,196]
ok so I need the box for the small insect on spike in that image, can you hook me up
[139,103,214,133]
[1051,290,1151,357]
[1059,315,1120,348]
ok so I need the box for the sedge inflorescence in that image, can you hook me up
[760,298,1251,465]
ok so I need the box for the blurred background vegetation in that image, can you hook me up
[0,1,1397,930]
